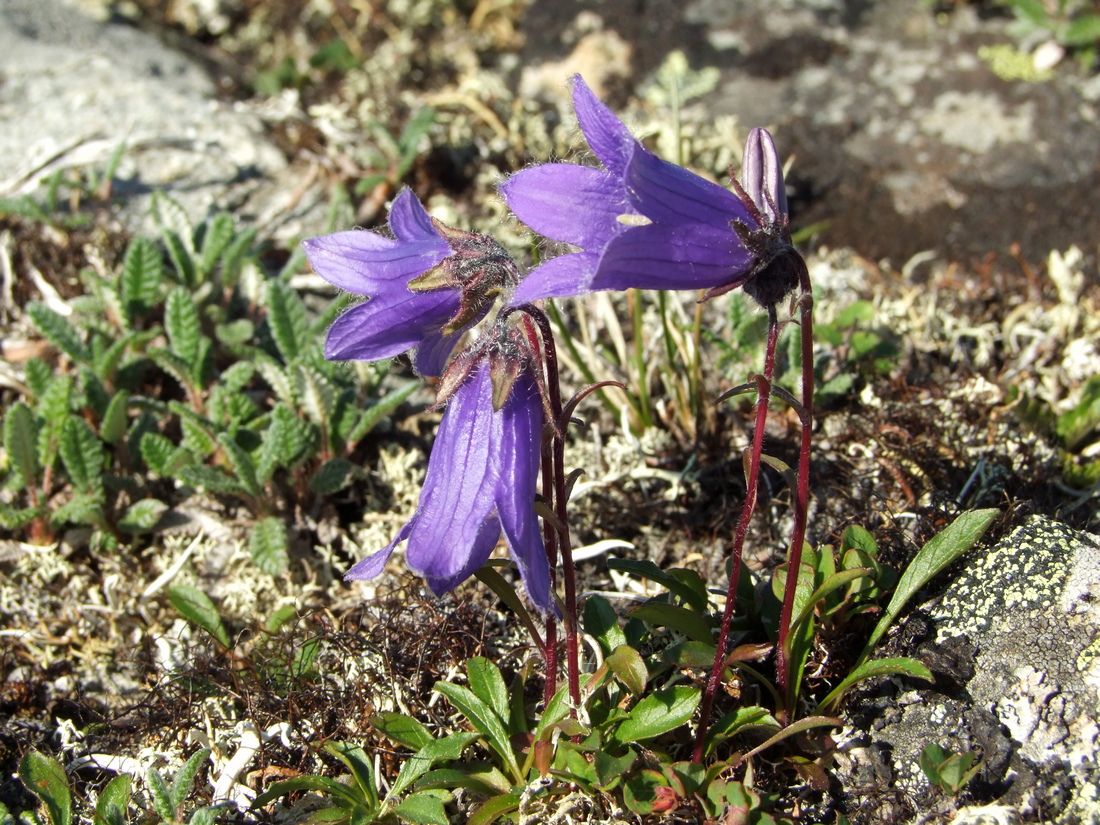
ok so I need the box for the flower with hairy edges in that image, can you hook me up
[344,345,554,615]
[501,75,802,308]
[303,188,520,377]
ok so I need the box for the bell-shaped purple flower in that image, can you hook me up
[344,358,554,615]
[500,76,800,308]
[303,189,519,376]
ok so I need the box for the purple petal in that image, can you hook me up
[511,252,601,304]
[345,520,414,580]
[302,228,450,294]
[495,375,555,614]
[388,188,443,244]
[413,327,466,378]
[572,75,636,176]
[741,128,788,223]
[325,289,459,361]
[589,223,754,291]
[424,516,501,595]
[500,164,626,249]
[405,367,501,584]
[624,143,752,229]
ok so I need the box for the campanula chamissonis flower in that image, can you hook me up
[344,329,554,614]
[303,188,520,377]
[500,75,801,308]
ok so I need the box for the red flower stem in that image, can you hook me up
[540,432,560,706]
[775,277,815,715]
[692,305,781,763]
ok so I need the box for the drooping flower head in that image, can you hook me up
[303,189,520,376]
[500,75,803,309]
[344,317,555,615]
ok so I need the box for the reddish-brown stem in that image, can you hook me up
[540,433,560,705]
[692,306,781,763]
[775,276,815,715]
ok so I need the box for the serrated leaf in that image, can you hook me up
[252,353,296,406]
[167,585,230,648]
[170,402,219,456]
[198,213,236,278]
[50,493,104,528]
[177,464,243,494]
[24,358,54,400]
[4,402,39,489]
[215,318,255,347]
[266,280,311,363]
[346,381,418,445]
[19,751,71,825]
[120,237,163,322]
[100,391,130,445]
[0,504,40,530]
[152,192,195,254]
[146,766,174,822]
[860,509,998,661]
[59,417,104,494]
[294,364,336,425]
[186,807,216,825]
[393,792,448,825]
[141,432,189,476]
[27,302,89,363]
[613,685,699,743]
[250,517,289,575]
[216,433,261,499]
[118,499,169,533]
[309,458,355,495]
[165,287,203,367]
[148,347,196,398]
[171,748,210,810]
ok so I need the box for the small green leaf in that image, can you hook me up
[816,657,934,714]
[216,433,262,499]
[171,749,210,811]
[309,458,355,494]
[613,686,699,743]
[27,302,89,363]
[164,287,203,367]
[215,319,255,347]
[388,733,481,799]
[59,417,104,494]
[466,793,520,825]
[186,807,216,825]
[607,558,708,612]
[100,391,130,445]
[432,683,520,780]
[95,774,131,825]
[177,464,243,494]
[119,237,163,322]
[141,432,191,476]
[1062,14,1100,47]
[593,749,636,789]
[167,585,230,648]
[629,602,713,644]
[374,712,433,751]
[860,509,998,662]
[19,751,71,825]
[466,658,509,724]
[198,213,236,277]
[324,742,377,810]
[393,792,448,825]
[252,776,362,810]
[606,645,647,695]
[146,766,175,823]
[249,517,289,575]
[295,364,336,426]
[346,381,419,444]
[266,280,311,363]
[50,493,104,528]
[118,499,169,533]
[4,402,39,489]
[583,594,626,655]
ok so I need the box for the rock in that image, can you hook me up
[0,0,325,240]
[841,516,1100,824]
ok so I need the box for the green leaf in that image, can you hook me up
[606,645,647,695]
[118,499,169,533]
[1062,14,1100,47]
[186,808,216,825]
[583,594,626,655]
[593,749,636,790]
[198,213,236,278]
[19,751,71,825]
[737,715,842,764]
[0,503,40,530]
[59,417,104,494]
[215,318,255,347]
[100,391,130,445]
[50,493,104,528]
[120,237,163,322]
[177,464,243,494]
[607,558,708,612]
[1056,375,1100,451]
[217,433,262,499]
[704,706,781,755]
[249,517,289,575]
[165,287,203,368]
[27,302,89,363]
[141,432,192,476]
[94,774,131,825]
[345,381,419,445]
[324,742,377,810]
[859,509,998,661]
[146,766,175,823]
[473,567,545,654]
[816,657,933,715]
[309,458,355,495]
[171,749,210,811]
[388,733,481,799]
[4,402,39,489]
[613,685,700,743]
[466,658,509,725]
[295,364,336,426]
[393,792,448,825]
[373,712,433,751]
[252,776,362,810]
[24,358,54,400]
[629,602,713,644]
[266,280,311,363]
[466,793,520,825]
[148,348,197,398]
[167,585,230,648]
[432,683,520,780]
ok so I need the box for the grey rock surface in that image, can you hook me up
[840,517,1100,824]
[0,0,322,238]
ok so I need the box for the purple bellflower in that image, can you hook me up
[344,320,554,615]
[501,75,801,308]
[303,188,520,377]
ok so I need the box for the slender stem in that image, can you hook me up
[692,306,781,763]
[775,277,815,715]
[540,432,560,706]
[630,289,653,429]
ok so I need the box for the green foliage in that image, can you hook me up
[18,751,71,825]
[167,585,231,648]
[147,748,215,825]
[919,743,982,795]
[998,0,1100,65]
